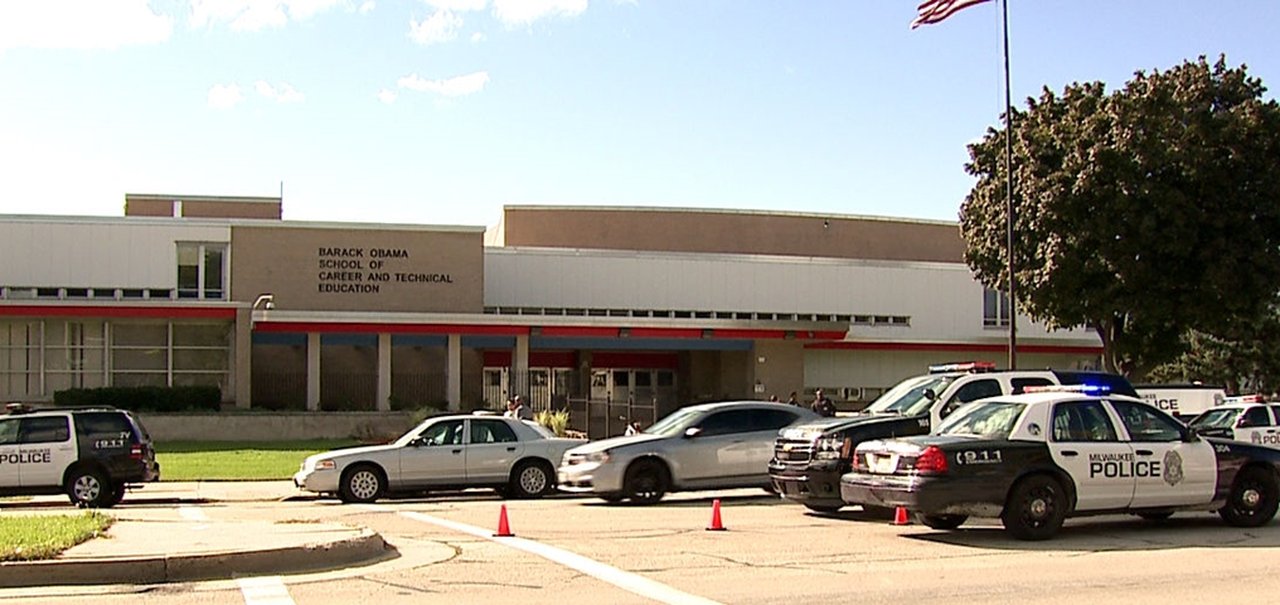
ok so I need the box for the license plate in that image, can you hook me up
[867,453,899,474]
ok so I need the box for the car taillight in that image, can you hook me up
[852,452,869,472]
[130,444,144,460]
[913,446,948,475]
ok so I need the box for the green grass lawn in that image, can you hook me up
[155,440,360,481]
[0,512,113,561]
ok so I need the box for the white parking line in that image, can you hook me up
[237,576,296,605]
[178,504,209,521]
[396,509,724,605]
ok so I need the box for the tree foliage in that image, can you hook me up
[960,56,1280,379]
[1149,302,1280,395]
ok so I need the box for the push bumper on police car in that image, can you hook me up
[768,461,847,509]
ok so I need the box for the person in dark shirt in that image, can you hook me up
[811,389,836,417]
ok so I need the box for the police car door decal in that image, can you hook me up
[1046,401,1135,511]
[1109,401,1215,507]
[17,416,75,489]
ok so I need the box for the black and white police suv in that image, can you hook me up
[0,403,160,507]
[839,385,1280,540]
[1188,395,1280,448]
[769,362,1139,514]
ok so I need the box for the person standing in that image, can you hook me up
[512,394,534,421]
[811,389,836,417]
[786,392,799,406]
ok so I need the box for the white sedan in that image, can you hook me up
[295,413,583,503]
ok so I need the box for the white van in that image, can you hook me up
[1134,383,1227,420]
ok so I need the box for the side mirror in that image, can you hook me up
[683,427,703,439]
[1183,428,1200,443]
[923,388,938,402]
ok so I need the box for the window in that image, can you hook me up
[941,379,1002,418]
[0,419,17,445]
[177,243,226,300]
[751,409,800,432]
[1240,406,1272,428]
[1052,401,1119,442]
[697,410,753,437]
[20,416,71,444]
[74,412,133,438]
[1111,401,1184,442]
[420,420,464,446]
[470,420,518,444]
[937,401,1026,438]
[983,287,1011,327]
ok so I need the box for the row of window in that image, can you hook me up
[0,241,227,302]
[0,320,231,399]
[485,306,912,327]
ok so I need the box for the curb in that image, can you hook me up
[0,528,393,588]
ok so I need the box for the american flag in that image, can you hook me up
[911,0,993,29]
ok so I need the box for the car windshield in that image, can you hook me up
[1190,408,1238,430]
[644,408,705,437]
[864,375,958,416]
[936,401,1026,438]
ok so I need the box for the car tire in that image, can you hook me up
[66,467,111,508]
[803,503,844,514]
[624,459,669,505]
[1001,474,1067,541]
[339,464,386,504]
[1136,511,1173,522]
[105,483,127,507]
[509,460,554,499]
[917,513,968,530]
[1219,466,1280,527]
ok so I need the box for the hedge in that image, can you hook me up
[53,386,222,412]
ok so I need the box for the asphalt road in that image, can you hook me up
[6,486,1280,604]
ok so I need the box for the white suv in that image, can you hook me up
[1,404,160,507]
[558,401,819,504]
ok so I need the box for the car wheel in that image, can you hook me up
[1219,466,1280,527]
[339,464,385,504]
[1001,474,1067,541]
[624,459,669,505]
[66,467,111,508]
[509,460,554,499]
[803,503,844,514]
[917,513,968,530]
[105,483,127,507]
[1137,511,1174,521]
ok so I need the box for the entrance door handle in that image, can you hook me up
[1135,449,1154,456]
[451,449,462,455]
[506,446,517,452]
[1061,450,1078,457]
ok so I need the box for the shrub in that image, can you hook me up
[54,386,221,412]
[535,409,571,437]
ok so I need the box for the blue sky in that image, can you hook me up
[1,1,1277,228]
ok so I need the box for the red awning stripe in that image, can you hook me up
[0,305,236,320]
[805,341,1102,354]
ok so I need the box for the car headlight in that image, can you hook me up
[814,436,845,460]
[314,459,336,471]
[585,451,611,464]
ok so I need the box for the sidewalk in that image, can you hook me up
[0,482,392,588]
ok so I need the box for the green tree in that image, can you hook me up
[960,56,1280,379]
[1149,303,1280,395]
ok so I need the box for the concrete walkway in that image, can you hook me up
[0,482,392,588]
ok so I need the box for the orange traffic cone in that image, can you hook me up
[494,504,514,537]
[892,506,911,526]
[706,498,727,531]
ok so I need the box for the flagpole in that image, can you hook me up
[1001,0,1017,370]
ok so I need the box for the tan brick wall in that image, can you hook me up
[502,207,964,263]
[181,200,281,220]
[231,225,484,313]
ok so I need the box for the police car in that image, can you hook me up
[838,386,1280,540]
[769,363,1138,514]
[1189,395,1280,448]
[0,403,160,507]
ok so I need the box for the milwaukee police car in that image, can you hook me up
[1,403,160,507]
[1189,395,1280,448]
[769,362,1138,514]
[839,386,1280,540]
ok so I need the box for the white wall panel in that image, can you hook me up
[0,219,229,289]
[486,247,1096,345]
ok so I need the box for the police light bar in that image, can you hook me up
[1022,384,1112,395]
[928,361,997,374]
[1224,394,1266,404]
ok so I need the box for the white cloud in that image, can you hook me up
[470,31,486,43]
[422,0,487,11]
[207,83,245,109]
[190,0,344,32]
[397,71,490,97]
[491,0,586,26]
[359,1,376,14]
[0,0,172,51]
[255,80,305,103]
[409,9,462,45]
[377,89,398,104]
